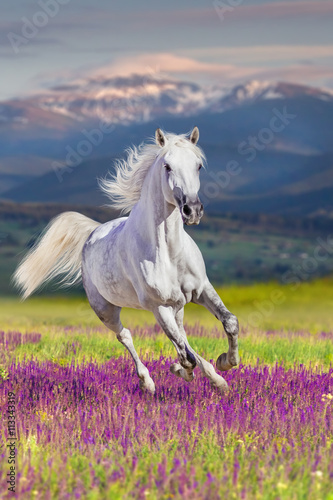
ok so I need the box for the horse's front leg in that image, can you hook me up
[193,281,240,371]
[170,308,195,381]
[154,305,228,392]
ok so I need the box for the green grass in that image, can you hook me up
[1,276,332,333]
[7,328,333,370]
[1,276,332,371]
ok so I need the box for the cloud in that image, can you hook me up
[37,51,333,92]
[86,52,333,86]
[9,1,331,39]
[252,63,333,85]
[33,52,257,90]
[82,1,333,29]
[0,21,65,58]
[79,1,333,27]
[179,45,333,65]
[87,52,260,82]
[213,0,333,22]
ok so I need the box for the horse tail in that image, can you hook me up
[13,212,100,300]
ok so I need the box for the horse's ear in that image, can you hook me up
[189,126,199,145]
[155,128,166,147]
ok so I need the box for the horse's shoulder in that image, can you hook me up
[182,231,206,274]
[183,231,202,255]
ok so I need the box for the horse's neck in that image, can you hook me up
[130,163,185,258]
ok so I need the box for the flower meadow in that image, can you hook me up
[0,326,333,500]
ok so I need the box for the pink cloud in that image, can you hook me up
[179,45,333,65]
[252,63,333,85]
[90,53,260,81]
[90,52,333,84]
[37,52,333,94]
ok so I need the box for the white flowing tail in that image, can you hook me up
[13,212,100,300]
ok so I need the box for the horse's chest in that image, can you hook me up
[139,258,190,306]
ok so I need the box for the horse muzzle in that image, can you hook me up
[180,199,204,225]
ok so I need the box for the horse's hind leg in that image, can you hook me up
[84,282,155,393]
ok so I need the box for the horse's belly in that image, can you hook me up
[88,255,143,309]
[102,286,143,309]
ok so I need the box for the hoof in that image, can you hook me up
[170,363,182,378]
[210,376,229,394]
[216,352,238,372]
[170,363,195,382]
[139,377,155,394]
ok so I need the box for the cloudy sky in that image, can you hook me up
[1,0,333,100]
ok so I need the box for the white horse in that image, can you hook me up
[14,127,239,393]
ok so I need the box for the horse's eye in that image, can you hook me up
[198,164,202,171]
[164,163,172,172]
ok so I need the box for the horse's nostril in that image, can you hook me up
[200,204,203,212]
[183,204,192,217]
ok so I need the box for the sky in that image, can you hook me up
[1,0,333,100]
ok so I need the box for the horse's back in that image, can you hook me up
[86,217,128,246]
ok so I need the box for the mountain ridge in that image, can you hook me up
[2,76,332,131]
[1,75,333,217]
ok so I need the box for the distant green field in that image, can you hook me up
[1,202,333,295]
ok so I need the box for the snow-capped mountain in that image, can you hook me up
[1,75,332,132]
[13,74,229,127]
[1,74,333,219]
[211,80,333,112]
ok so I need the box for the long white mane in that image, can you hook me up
[99,132,205,214]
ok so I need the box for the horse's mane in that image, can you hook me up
[99,132,205,214]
